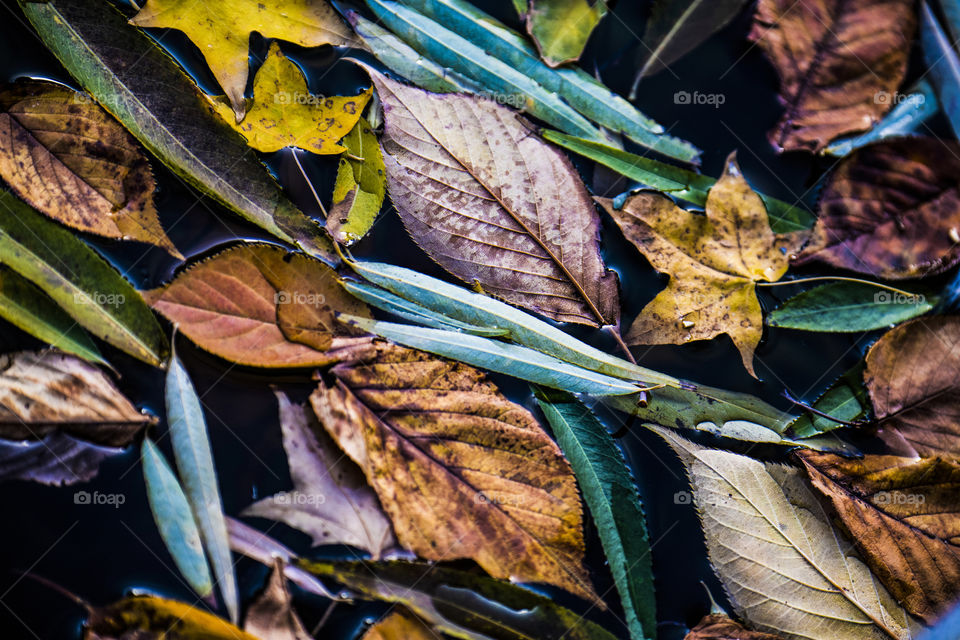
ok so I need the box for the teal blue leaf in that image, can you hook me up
[922,1,960,140]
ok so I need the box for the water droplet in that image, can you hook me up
[950,227,960,243]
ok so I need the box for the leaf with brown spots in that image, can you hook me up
[362,610,434,640]
[685,614,786,639]
[795,138,960,279]
[146,243,375,368]
[0,81,180,258]
[799,450,960,623]
[864,316,960,457]
[367,66,619,327]
[309,344,598,603]
[749,0,915,153]
[597,154,790,377]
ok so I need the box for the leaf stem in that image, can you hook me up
[606,325,637,364]
[757,275,918,298]
[291,149,328,219]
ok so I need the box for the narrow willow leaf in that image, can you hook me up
[542,130,814,233]
[165,353,238,624]
[788,370,866,440]
[0,192,167,366]
[339,314,641,395]
[922,2,960,140]
[19,0,336,264]
[0,267,104,366]
[535,389,655,640]
[327,118,386,245]
[87,596,258,640]
[824,81,938,157]
[141,438,213,598]
[767,282,934,332]
[922,603,960,640]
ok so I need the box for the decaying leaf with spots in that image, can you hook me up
[130,0,357,121]
[309,344,598,603]
[210,43,370,154]
[749,0,915,152]
[0,81,180,257]
[146,243,375,368]
[598,154,790,377]
[864,316,960,457]
[799,450,960,623]
[795,138,960,279]
[362,610,435,640]
[86,595,259,639]
[328,118,386,245]
[685,614,785,639]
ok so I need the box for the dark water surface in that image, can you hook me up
[0,1,951,638]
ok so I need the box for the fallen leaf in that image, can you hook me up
[685,614,785,639]
[922,1,960,142]
[363,610,434,640]
[525,0,607,67]
[0,350,152,446]
[0,81,180,258]
[799,450,960,623]
[210,43,370,154]
[368,66,619,327]
[655,426,916,640]
[86,595,259,639]
[598,153,790,376]
[328,118,386,245]
[864,316,960,457]
[749,0,915,152]
[0,432,118,486]
[244,559,312,640]
[147,243,375,368]
[130,0,356,121]
[242,392,395,557]
[309,344,597,603]
[795,138,960,279]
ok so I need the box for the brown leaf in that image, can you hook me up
[0,81,181,258]
[367,66,619,327]
[0,350,152,447]
[749,0,915,153]
[799,450,960,623]
[685,614,785,639]
[87,595,260,639]
[309,344,597,603]
[362,610,435,640]
[864,316,960,457]
[795,138,960,279]
[147,243,376,368]
[243,559,312,640]
[598,154,789,377]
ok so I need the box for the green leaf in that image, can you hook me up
[165,352,238,624]
[542,130,814,233]
[141,438,213,599]
[766,282,934,332]
[534,389,655,640]
[525,0,608,67]
[0,192,167,366]
[327,118,386,245]
[922,1,960,141]
[298,558,620,640]
[788,364,868,439]
[0,267,104,366]
[19,0,336,264]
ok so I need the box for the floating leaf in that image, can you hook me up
[0,432,117,487]
[142,438,213,599]
[242,392,395,557]
[599,154,790,377]
[166,352,238,624]
[685,614,785,640]
[766,282,934,333]
[749,0,916,152]
[799,451,960,623]
[310,343,597,603]
[20,0,336,264]
[0,81,180,258]
[147,244,374,368]
[130,0,356,121]
[368,67,619,327]
[0,191,167,366]
[656,427,916,640]
[922,2,960,141]
[525,0,607,67]
[797,138,960,279]
[209,43,369,154]
[86,595,258,639]
[328,118,386,245]
[787,367,866,439]
[243,560,312,640]
[362,611,434,640]
[535,389,655,640]
[864,316,960,457]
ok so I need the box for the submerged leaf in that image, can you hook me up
[328,118,386,245]
[525,0,607,67]
[362,610,434,640]
[368,67,619,327]
[0,432,117,487]
[310,344,597,603]
[749,0,915,152]
[0,81,180,258]
[921,2,960,141]
[243,560,312,640]
[86,595,259,639]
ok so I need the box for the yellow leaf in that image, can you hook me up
[209,43,370,154]
[130,0,357,121]
[598,153,789,377]
[362,610,435,640]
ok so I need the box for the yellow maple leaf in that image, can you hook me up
[209,43,370,154]
[598,153,789,377]
[130,0,357,121]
